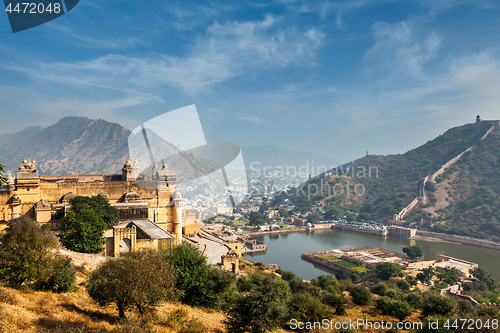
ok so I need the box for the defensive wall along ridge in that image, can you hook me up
[394,121,498,221]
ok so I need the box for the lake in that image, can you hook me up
[249,229,500,281]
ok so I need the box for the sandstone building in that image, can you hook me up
[0,159,201,255]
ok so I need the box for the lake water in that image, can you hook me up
[249,229,500,281]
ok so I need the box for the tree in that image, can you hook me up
[226,274,290,333]
[249,211,267,226]
[163,243,236,310]
[87,250,176,318]
[309,211,322,221]
[375,297,412,320]
[335,267,359,282]
[437,267,463,285]
[422,294,456,317]
[69,196,119,228]
[288,293,331,323]
[416,267,435,284]
[375,262,402,280]
[345,213,356,222]
[58,207,108,253]
[402,245,424,259]
[322,291,346,315]
[349,285,372,305]
[469,267,497,291]
[397,279,411,292]
[424,181,436,193]
[0,217,75,292]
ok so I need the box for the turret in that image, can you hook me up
[173,191,183,244]
[122,159,134,181]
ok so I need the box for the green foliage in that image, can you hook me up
[437,267,464,285]
[87,250,176,318]
[163,242,236,310]
[422,294,457,317]
[405,292,424,308]
[417,267,435,284]
[375,297,412,320]
[289,279,322,297]
[425,181,436,193]
[68,196,119,228]
[397,279,411,292]
[349,285,372,305]
[335,267,359,282]
[36,255,76,293]
[58,207,108,253]
[402,245,424,259]
[406,275,417,286]
[375,262,401,280]
[57,195,117,254]
[372,282,399,298]
[469,267,497,291]
[226,273,290,333]
[288,293,331,323]
[249,211,267,226]
[0,217,75,292]
[322,291,346,315]
[313,275,338,291]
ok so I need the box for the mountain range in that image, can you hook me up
[0,117,333,178]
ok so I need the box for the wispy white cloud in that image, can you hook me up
[48,23,141,49]
[364,21,440,78]
[240,115,270,126]
[5,15,324,94]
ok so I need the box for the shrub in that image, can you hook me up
[375,262,401,280]
[226,274,290,333]
[375,297,412,320]
[36,255,76,293]
[87,250,176,318]
[322,291,346,315]
[422,294,457,317]
[405,292,424,308]
[0,217,76,292]
[288,293,331,323]
[349,285,372,305]
[397,279,411,292]
[163,242,236,310]
[289,279,322,297]
[402,245,424,259]
[372,282,399,298]
[314,275,338,291]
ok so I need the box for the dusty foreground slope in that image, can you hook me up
[0,280,227,333]
[0,279,422,333]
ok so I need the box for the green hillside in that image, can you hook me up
[277,120,500,241]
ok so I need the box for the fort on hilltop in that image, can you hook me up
[0,159,202,256]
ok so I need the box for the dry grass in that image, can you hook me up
[0,278,226,333]
[0,267,423,333]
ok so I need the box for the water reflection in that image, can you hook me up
[250,229,500,281]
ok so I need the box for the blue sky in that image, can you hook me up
[1,0,500,164]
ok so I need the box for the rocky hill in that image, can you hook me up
[0,117,214,182]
